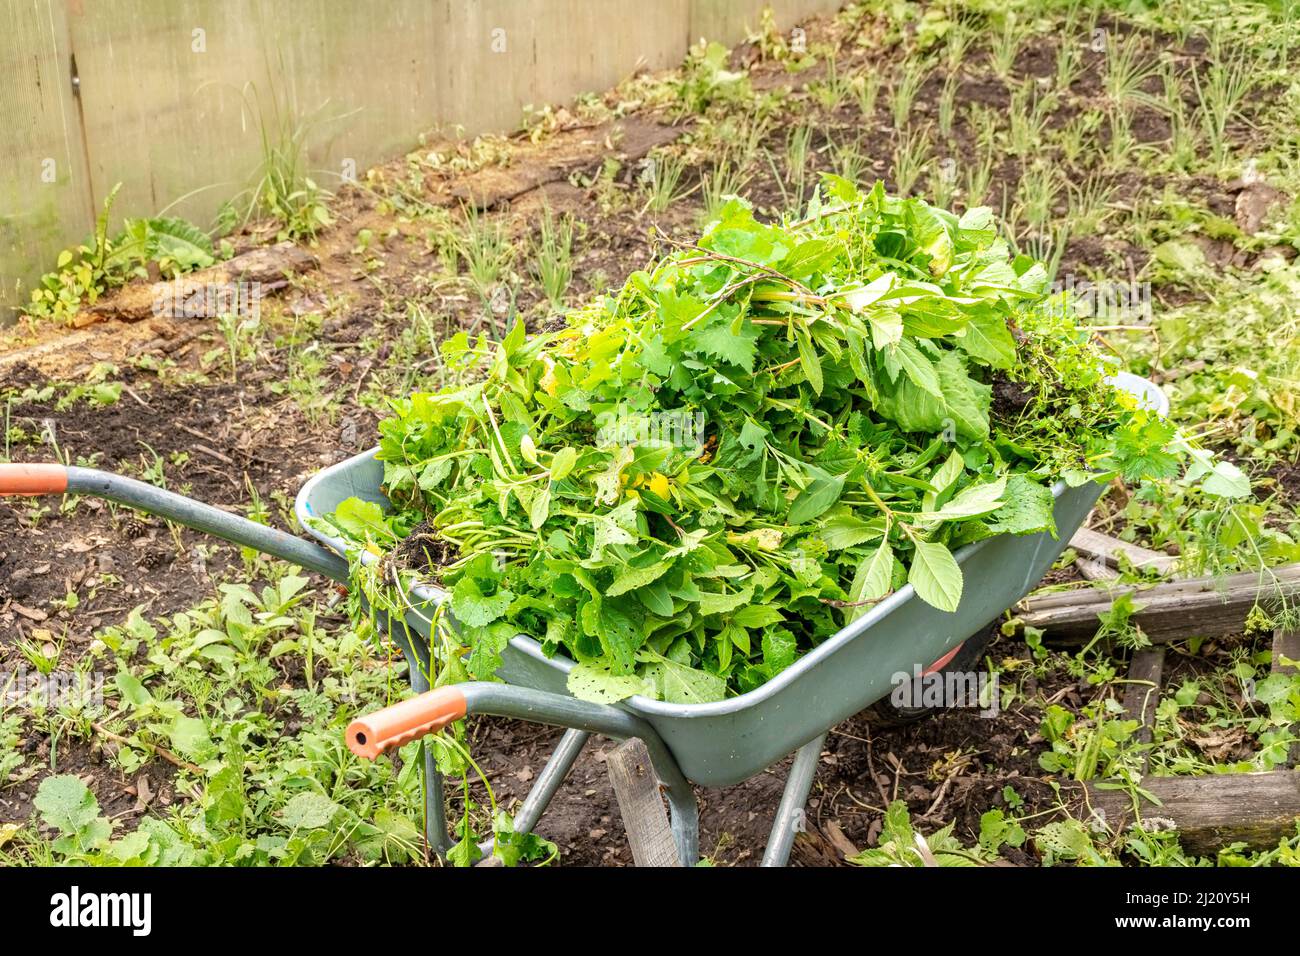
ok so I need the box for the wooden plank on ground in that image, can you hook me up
[1121,648,1165,772]
[606,738,681,867]
[1275,629,1300,677]
[1086,771,1300,855]
[1069,528,1177,575]
[1016,563,1300,645]
[1274,628,1300,767]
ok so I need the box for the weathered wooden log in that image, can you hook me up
[1016,563,1300,644]
[1086,771,1300,855]
[73,241,317,326]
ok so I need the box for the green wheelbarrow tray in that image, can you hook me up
[302,453,1093,787]
[299,368,1168,790]
[0,371,1166,866]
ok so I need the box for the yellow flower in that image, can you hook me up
[646,472,671,499]
[539,357,559,397]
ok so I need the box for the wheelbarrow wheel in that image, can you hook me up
[862,624,999,729]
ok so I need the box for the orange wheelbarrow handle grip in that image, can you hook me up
[0,463,68,496]
[346,686,468,759]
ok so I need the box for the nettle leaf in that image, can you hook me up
[607,560,673,597]
[924,450,965,511]
[986,475,1057,536]
[688,316,759,372]
[795,327,824,395]
[867,309,904,349]
[821,513,886,550]
[908,539,964,612]
[697,586,753,616]
[849,539,894,620]
[639,653,727,704]
[959,311,1017,369]
[789,466,845,524]
[919,477,1007,521]
[732,605,784,628]
[567,661,653,703]
[893,338,943,398]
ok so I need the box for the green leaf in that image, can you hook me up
[959,311,1017,369]
[923,450,965,511]
[115,671,153,708]
[789,467,845,525]
[697,587,753,616]
[795,328,824,395]
[908,539,963,612]
[732,605,784,628]
[450,577,514,627]
[1201,460,1250,499]
[332,497,392,541]
[689,317,759,372]
[35,775,102,836]
[849,539,894,620]
[867,309,904,349]
[168,716,214,761]
[893,338,942,398]
[820,513,886,550]
[935,350,991,440]
[530,484,551,529]
[607,560,673,597]
[985,475,1057,536]
[919,477,1006,521]
[279,792,342,830]
[550,446,578,481]
[640,654,727,704]
[567,662,652,703]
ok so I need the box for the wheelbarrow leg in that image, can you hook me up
[664,774,700,866]
[761,731,827,867]
[476,728,591,858]
[368,604,451,856]
[406,665,452,857]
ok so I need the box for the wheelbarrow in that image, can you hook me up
[0,373,1168,866]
